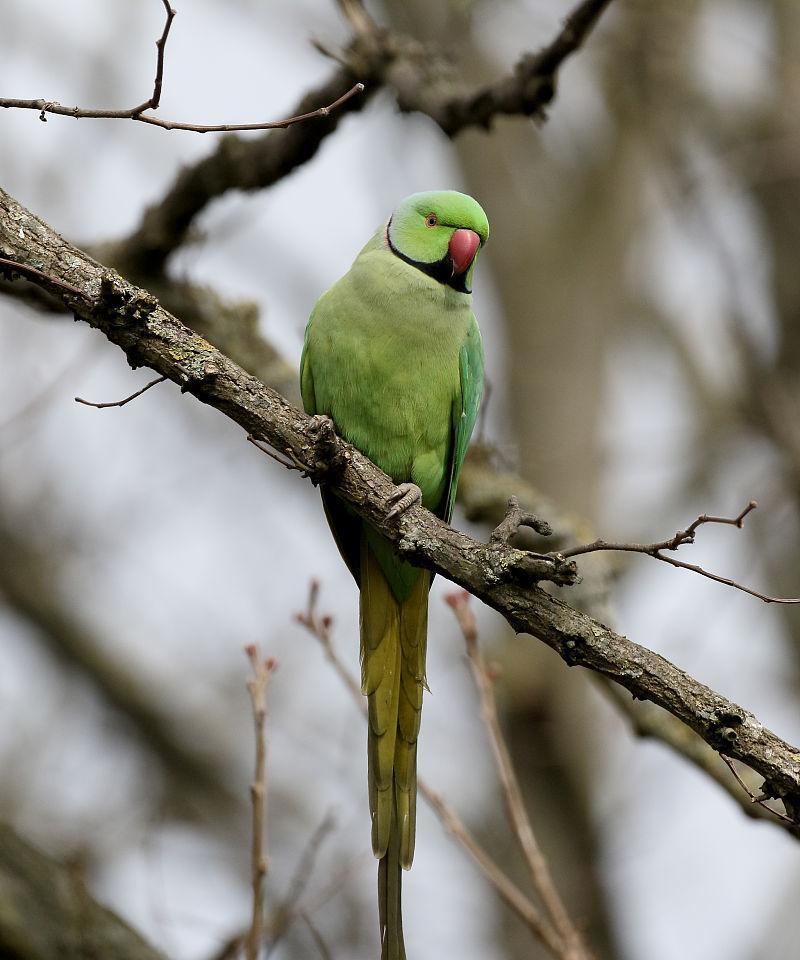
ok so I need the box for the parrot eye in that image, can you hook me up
[424,213,438,227]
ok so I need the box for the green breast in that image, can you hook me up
[305,242,472,512]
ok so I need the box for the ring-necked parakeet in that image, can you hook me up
[300,191,488,959]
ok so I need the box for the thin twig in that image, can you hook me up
[417,781,564,956]
[299,912,335,960]
[247,435,308,474]
[719,755,795,826]
[244,645,277,960]
[147,0,176,112]
[0,83,366,134]
[74,374,167,409]
[491,495,553,544]
[266,812,337,956]
[0,0,365,133]
[0,256,86,300]
[555,501,800,604]
[559,501,757,557]
[295,582,565,957]
[599,680,799,836]
[295,581,363,705]
[445,590,589,960]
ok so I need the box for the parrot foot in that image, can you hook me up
[387,482,423,519]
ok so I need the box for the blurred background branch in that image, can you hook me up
[0,824,167,960]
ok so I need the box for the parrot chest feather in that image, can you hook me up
[306,246,471,509]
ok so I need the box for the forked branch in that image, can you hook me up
[553,501,800,605]
[0,0,364,133]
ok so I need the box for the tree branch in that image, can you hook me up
[553,501,800,605]
[599,680,799,837]
[103,64,374,275]
[0,0,364,134]
[99,0,616,273]
[387,0,616,134]
[0,823,167,960]
[446,590,589,960]
[0,0,617,321]
[0,518,240,816]
[3,183,799,827]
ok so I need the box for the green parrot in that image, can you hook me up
[300,190,488,959]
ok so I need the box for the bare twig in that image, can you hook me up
[600,681,798,836]
[0,83,366,134]
[295,581,367,706]
[146,0,176,112]
[555,501,800,604]
[215,812,338,960]
[491,495,554,544]
[417,782,564,955]
[300,912,334,960]
[295,582,566,956]
[446,590,589,960]
[559,501,757,557]
[0,0,365,133]
[0,256,86,300]
[392,0,617,134]
[244,645,277,960]
[719,755,795,826]
[247,435,308,474]
[95,0,612,272]
[266,812,337,956]
[74,374,167,409]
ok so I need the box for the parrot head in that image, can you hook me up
[386,191,489,294]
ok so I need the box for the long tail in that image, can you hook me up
[360,539,429,960]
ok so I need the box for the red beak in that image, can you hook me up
[448,229,480,276]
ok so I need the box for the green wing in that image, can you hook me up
[301,318,364,586]
[299,324,317,415]
[442,316,484,523]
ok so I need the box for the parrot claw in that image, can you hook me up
[387,482,423,519]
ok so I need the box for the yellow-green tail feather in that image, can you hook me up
[360,540,429,959]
